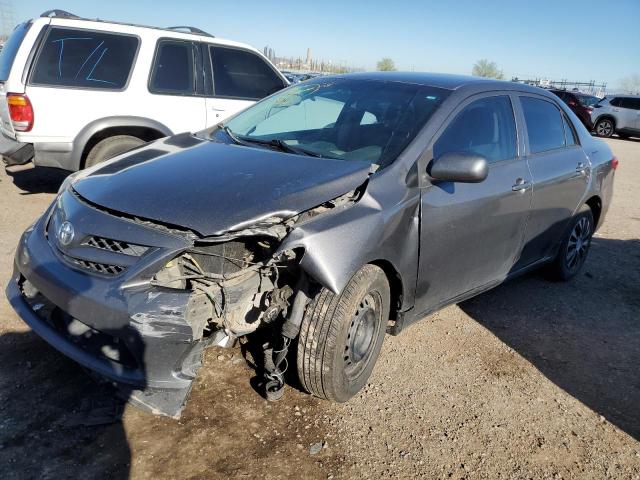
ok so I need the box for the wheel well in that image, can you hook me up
[585,196,602,228]
[80,126,167,168]
[595,115,616,128]
[370,259,403,323]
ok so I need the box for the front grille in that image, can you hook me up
[83,235,148,257]
[61,253,125,276]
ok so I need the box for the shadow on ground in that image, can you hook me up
[0,331,131,479]
[5,165,70,195]
[460,237,640,440]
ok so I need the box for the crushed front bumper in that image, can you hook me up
[6,190,211,417]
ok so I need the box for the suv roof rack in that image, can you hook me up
[166,26,214,38]
[40,9,80,19]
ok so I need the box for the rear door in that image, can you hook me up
[415,93,532,314]
[204,44,286,125]
[513,95,589,269]
[628,98,640,131]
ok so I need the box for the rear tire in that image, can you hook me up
[296,265,390,402]
[84,135,145,169]
[548,205,594,281]
[594,118,614,138]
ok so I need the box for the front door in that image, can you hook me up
[414,93,532,316]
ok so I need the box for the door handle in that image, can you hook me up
[512,178,530,192]
[210,107,226,112]
[576,162,588,175]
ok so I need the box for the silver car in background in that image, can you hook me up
[592,95,640,139]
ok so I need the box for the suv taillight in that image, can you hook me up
[7,93,34,132]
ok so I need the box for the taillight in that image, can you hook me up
[7,93,34,132]
[611,156,619,170]
[586,106,593,113]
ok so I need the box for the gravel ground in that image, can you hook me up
[0,137,638,479]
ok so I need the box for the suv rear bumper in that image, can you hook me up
[33,142,74,170]
[0,133,34,166]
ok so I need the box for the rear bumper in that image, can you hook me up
[0,133,33,166]
[33,142,75,170]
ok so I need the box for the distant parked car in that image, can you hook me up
[549,89,600,130]
[591,95,640,139]
[7,73,617,416]
[0,9,288,170]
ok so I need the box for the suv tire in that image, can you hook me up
[296,264,390,402]
[84,135,145,169]
[548,204,594,281]
[594,118,615,138]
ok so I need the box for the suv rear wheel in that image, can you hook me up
[84,135,145,169]
[296,264,390,402]
[595,118,614,138]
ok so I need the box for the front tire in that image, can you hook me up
[548,205,594,281]
[296,265,390,402]
[84,135,145,169]
[595,118,614,138]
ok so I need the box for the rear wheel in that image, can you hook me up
[595,118,614,138]
[84,135,145,169]
[296,264,390,402]
[548,205,594,281]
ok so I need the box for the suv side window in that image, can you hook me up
[149,40,195,95]
[209,46,285,100]
[629,98,640,110]
[521,97,566,154]
[609,97,621,107]
[30,27,139,89]
[434,95,517,163]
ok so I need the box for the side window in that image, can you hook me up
[30,27,138,89]
[562,115,578,146]
[520,97,566,154]
[149,40,195,95]
[433,95,517,163]
[210,46,285,99]
[609,98,621,107]
[629,98,640,110]
[360,111,378,125]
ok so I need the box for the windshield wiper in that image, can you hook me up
[236,135,327,158]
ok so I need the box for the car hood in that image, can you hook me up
[73,136,371,237]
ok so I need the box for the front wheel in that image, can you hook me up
[595,118,614,138]
[548,205,594,281]
[296,264,390,402]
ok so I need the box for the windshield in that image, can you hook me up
[578,95,600,107]
[0,22,31,82]
[218,78,450,167]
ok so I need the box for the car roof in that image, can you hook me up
[316,71,545,94]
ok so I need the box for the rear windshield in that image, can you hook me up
[30,27,139,89]
[0,22,32,82]
[577,95,600,107]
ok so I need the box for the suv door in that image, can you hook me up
[513,95,589,269]
[414,93,532,315]
[627,98,640,131]
[204,44,286,125]
[147,38,207,133]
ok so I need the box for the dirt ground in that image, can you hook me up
[0,137,638,480]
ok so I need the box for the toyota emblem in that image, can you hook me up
[57,221,75,246]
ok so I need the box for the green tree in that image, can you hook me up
[377,58,397,72]
[472,59,504,80]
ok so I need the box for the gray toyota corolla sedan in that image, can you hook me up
[7,73,617,416]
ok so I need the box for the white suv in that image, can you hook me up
[0,10,288,170]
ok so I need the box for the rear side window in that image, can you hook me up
[149,40,195,95]
[521,97,565,154]
[434,95,517,163]
[210,46,285,99]
[30,27,138,89]
[619,97,640,110]
[562,115,578,146]
[0,22,31,82]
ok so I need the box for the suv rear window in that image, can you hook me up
[209,46,285,99]
[0,22,31,82]
[30,27,139,89]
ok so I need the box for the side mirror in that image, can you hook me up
[428,152,489,183]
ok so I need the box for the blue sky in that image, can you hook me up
[10,0,640,88]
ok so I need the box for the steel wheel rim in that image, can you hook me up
[565,216,591,271]
[344,293,381,379]
[597,121,612,136]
